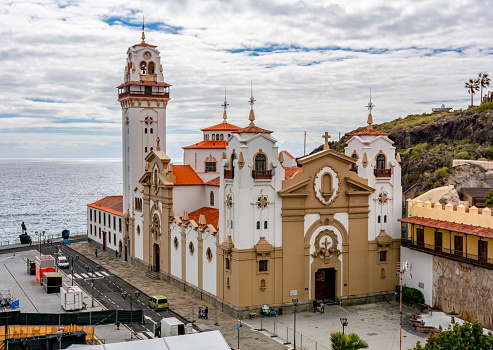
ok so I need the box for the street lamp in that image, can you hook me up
[340,317,348,334]
[35,231,45,255]
[122,291,141,339]
[68,255,79,286]
[292,298,299,349]
[85,265,100,307]
[55,326,64,349]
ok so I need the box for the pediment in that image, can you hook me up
[278,177,311,197]
[345,177,375,194]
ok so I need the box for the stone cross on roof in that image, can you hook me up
[323,132,331,150]
[222,87,229,123]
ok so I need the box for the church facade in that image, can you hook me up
[88,32,403,315]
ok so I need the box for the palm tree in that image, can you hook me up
[478,73,490,104]
[330,332,369,350]
[465,78,480,107]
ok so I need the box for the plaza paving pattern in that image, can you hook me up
[68,242,425,349]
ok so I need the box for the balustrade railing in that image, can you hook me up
[374,168,391,177]
[224,169,234,179]
[252,170,272,179]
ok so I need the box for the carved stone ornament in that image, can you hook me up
[256,195,268,209]
[144,116,153,125]
[378,191,389,204]
[313,166,340,206]
[311,229,341,262]
[226,194,233,208]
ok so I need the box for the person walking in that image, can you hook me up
[205,307,209,320]
[312,299,318,313]
[95,249,98,258]
[320,301,325,314]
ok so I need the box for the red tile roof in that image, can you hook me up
[116,81,171,88]
[233,124,273,134]
[184,207,219,230]
[285,166,302,179]
[87,196,123,216]
[282,150,295,159]
[399,216,493,239]
[349,128,389,136]
[182,141,228,149]
[205,177,220,187]
[201,122,241,132]
[173,165,204,185]
[132,42,157,48]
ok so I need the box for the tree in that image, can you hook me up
[486,188,493,207]
[330,332,369,350]
[465,78,480,107]
[479,73,490,104]
[413,320,493,350]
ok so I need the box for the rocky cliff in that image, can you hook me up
[318,104,493,194]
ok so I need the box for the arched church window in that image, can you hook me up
[145,147,148,153]
[376,154,386,169]
[212,134,216,141]
[322,173,333,195]
[140,61,147,74]
[351,153,358,171]
[255,154,266,171]
[384,215,387,223]
[378,215,381,223]
[231,153,236,169]
[216,134,219,140]
[145,128,147,134]
[148,61,155,74]
[264,221,268,229]
[256,221,260,230]
[150,147,153,151]
[210,191,214,206]
[150,128,153,134]
[137,225,140,236]
[220,134,224,140]
[227,134,230,139]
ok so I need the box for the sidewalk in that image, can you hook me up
[68,241,288,349]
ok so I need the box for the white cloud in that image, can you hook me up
[0,0,491,160]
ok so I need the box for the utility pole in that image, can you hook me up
[304,131,306,156]
[86,265,101,307]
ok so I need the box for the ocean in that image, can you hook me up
[0,159,122,244]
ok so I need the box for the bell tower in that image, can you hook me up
[118,28,171,214]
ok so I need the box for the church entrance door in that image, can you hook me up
[315,268,336,302]
[102,232,107,251]
[154,244,160,272]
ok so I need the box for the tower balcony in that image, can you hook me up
[118,90,170,100]
[224,169,234,179]
[117,81,171,101]
[374,168,391,178]
[252,170,272,179]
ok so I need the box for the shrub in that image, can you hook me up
[473,102,493,112]
[395,285,425,304]
[434,167,449,179]
[486,189,493,207]
[484,147,493,160]
[455,151,469,159]
[411,150,420,159]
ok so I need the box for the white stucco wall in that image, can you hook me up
[173,186,207,217]
[87,208,123,254]
[185,227,199,287]
[202,232,217,295]
[170,223,182,279]
[401,246,433,305]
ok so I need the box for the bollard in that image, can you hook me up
[259,315,263,331]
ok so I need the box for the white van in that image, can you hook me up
[160,317,185,337]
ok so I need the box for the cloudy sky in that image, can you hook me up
[0,0,492,162]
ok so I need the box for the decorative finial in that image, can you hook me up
[222,87,229,123]
[156,137,160,151]
[141,14,146,43]
[366,88,375,129]
[248,81,256,126]
[322,132,331,150]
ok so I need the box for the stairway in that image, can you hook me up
[146,271,160,280]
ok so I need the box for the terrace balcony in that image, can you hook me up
[252,170,272,180]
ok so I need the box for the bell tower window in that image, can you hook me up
[220,134,224,140]
[212,134,216,141]
[140,61,147,74]
[376,154,386,169]
[254,154,266,171]
[351,153,358,171]
[145,86,152,94]
[148,61,155,74]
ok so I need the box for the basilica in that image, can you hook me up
[87,31,402,316]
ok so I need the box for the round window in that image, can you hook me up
[173,236,179,250]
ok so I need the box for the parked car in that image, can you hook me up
[149,295,169,309]
[57,256,70,269]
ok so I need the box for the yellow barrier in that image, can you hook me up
[0,324,94,349]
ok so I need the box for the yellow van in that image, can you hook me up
[149,295,169,309]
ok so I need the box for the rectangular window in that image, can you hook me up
[113,217,116,230]
[108,232,111,244]
[99,227,101,239]
[205,162,216,172]
[434,231,442,251]
[90,209,92,221]
[454,235,463,256]
[478,240,488,263]
[103,213,106,226]
[379,250,387,262]
[145,128,148,134]
[264,221,268,229]
[259,260,268,272]
[99,212,101,224]
[114,234,116,245]
[416,228,424,247]
[90,225,92,235]
[119,218,122,232]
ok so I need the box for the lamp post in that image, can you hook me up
[68,255,79,286]
[122,291,140,339]
[292,298,299,349]
[55,326,64,349]
[85,265,100,307]
[35,231,45,255]
[340,317,348,334]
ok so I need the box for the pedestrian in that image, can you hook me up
[95,249,98,258]
[29,237,32,246]
[312,299,317,313]
[320,301,325,314]
[205,307,208,320]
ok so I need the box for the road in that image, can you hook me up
[40,243,189,338]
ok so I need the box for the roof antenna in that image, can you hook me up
[141,14,146,43]
[222,87,229,123]
[366,87,375,129]
[248,81,256,126]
